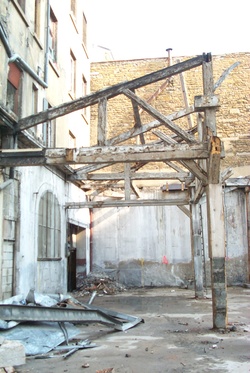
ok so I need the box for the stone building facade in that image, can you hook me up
[0,0,90,299]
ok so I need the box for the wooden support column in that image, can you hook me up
[190,189,204,298]
[124,163,131,200]
[97,98,107,146]
[206,183,227,328]
[203,55,227,329]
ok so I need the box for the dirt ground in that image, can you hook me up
[14,286,249,373]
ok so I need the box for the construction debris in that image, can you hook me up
[75,271,126,296]
[0,290,143,361]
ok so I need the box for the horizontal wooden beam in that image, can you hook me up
[0,143,209,167]
[70,171,190,181]
[65,191,190,209]
[16,55,208,132]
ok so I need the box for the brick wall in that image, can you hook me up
[90,53,250,175]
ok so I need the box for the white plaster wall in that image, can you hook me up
[224,189,247,258]
[92,188,248,286]
[92,192,192,269]
[15,166,89,295]
[201,189,247,260]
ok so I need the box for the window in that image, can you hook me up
[34,0,41,38]
[17,0,25,12]
[42,99,56,147]
[7,63,22,115]
[38,191,61,260]
[70,50,76,98]
[49,8,57,62]
[82,12,87,47]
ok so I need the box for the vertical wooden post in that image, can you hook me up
[203,55,227,328]
[97,98,107,146]
[190,188,204,298]
[206,183,227,328]
[124,163,131,200]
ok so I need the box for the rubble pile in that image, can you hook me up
[75,272,126,296]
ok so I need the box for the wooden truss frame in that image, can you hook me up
[1,53,236,329]
[0,53,226,208]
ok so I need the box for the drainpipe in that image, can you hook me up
[0,21,48,88]
[0,22,12,57]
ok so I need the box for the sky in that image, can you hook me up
[85,0,249,61]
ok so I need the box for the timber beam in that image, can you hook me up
[0,143,209,167]
[106,106,195,146]
[16,54,208,132]
[65,191,190,209]
[70,171,190,182]
[123,89,198,144]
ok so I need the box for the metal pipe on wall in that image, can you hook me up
[9,54,48,88]
[0,21,48,88]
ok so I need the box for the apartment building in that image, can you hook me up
[0,0,90,299]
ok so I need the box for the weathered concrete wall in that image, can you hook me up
[224,189,248,284]
[92,190,193,287]
[92,187,248,287]
[200,188,248,287]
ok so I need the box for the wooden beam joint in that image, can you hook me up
[194,94,220,112]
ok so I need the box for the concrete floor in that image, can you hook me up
[15,286,249,373]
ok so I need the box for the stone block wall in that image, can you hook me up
[90,53,250,176]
